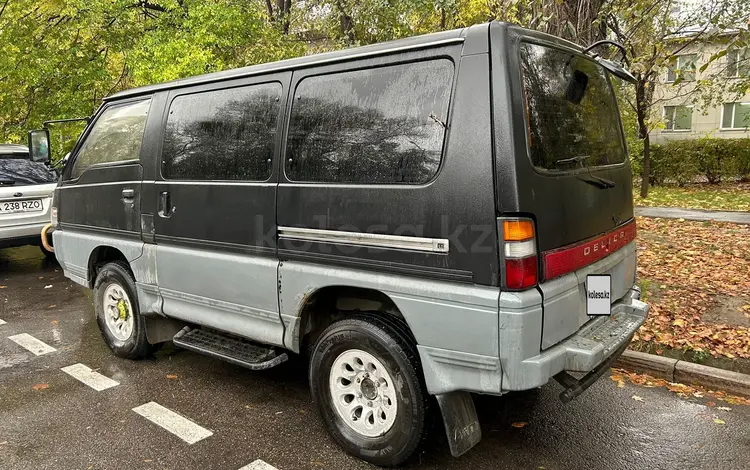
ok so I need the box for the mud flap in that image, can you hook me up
[144,316,185,344]
[435,391,482,457]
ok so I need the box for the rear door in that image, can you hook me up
[492,25,637,348]
[152,74,289,347]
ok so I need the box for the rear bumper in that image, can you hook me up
[0,222,46,248]
[503,288,648,391]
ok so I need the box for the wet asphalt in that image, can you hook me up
[1,247,749,470]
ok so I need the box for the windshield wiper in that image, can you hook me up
[0,179,16,186]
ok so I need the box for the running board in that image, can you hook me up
[172,327,288,371]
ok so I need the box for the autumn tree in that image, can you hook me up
[604,0,750,197]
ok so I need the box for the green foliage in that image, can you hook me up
[650,138,750,185]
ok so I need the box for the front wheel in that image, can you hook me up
[309,314,427,467]
[93,261,153,359]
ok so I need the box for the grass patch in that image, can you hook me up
[633,182,750,212]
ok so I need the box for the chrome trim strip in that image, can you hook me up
[278,226,449,253]
[59,180,141,189]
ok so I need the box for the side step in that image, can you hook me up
[172,327,288,371]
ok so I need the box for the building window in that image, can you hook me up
[285,59,454,184]
[663,105,693,131]
[666,54,698,82]
[727,50,749,78]
[722,102,750,129]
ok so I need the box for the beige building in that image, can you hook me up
[650,39,749,143]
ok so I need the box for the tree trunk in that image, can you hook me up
[636,79,650,198]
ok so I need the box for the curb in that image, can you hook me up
[615,350,750,397]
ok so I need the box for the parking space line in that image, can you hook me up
[238,460,280,470]
[0,318,6,325]
[8,333,56,355]
[132,402,213,444]
[61,363,120,391]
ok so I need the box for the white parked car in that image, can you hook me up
[0,143,58,256]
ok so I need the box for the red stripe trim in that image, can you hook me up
[542,219,637,280]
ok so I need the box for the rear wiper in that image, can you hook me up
[555,155,592,166]
[577,175,616,189]
[556,155,616,189]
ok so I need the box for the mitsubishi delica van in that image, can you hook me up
[35,22,649,466]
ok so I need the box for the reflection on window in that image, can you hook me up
[666,54,698,82]
[72,100,150,179]
[722,102,750,129]
[664,105,693,131]
[286,60,454,184]
[520,43,626,172]
[162,83,281,181]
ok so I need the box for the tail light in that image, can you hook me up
[500,218,538,290]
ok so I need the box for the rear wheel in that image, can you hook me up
[93,261,153,359]
[309,314,427,467]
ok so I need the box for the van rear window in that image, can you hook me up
[520,43,626,172]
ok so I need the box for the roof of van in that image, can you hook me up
[0,144,29,155]
[105,26,473,101]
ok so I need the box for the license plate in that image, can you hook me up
[586,274,611,316]
[0,199,43,214]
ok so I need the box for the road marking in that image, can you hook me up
[0,318,6,325]
[238,460,280,470]
[61,363,120,391]
[132,402,213,444]
[8,333,56,355]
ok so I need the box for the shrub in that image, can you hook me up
[648,137,750,185]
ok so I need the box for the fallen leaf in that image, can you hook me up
[32,383,49,391]
[511,421,528,428]
[44,285,52,289]
[0,286,6,289]
[166,374,178,379]
[631,395,644,402]
[717,406,732,411]
[672,319,686,327]
[713,417,726,425]
[48,305,57,309]
[50,319,58,324]
[706,401,717,407]
[693,392,704,398]
[144,459,153,463]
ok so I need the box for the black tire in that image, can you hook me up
[309,314,427,467]
[93,261,152,359]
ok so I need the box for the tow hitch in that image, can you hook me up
[553,340,630,403]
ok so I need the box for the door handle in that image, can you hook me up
[158,191,173,218]
[122,188,135,202]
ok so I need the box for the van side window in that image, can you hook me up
[71,99,151,179]
[162,82,282,181]
[286,59,454,184]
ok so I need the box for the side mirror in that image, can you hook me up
[28,129,51,164]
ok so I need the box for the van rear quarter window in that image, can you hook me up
[520,43,626,172]
[286,59,454,184]
[162,82,282,181]
[71,99,151,179]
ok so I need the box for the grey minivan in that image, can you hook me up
[35,22,648,466]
